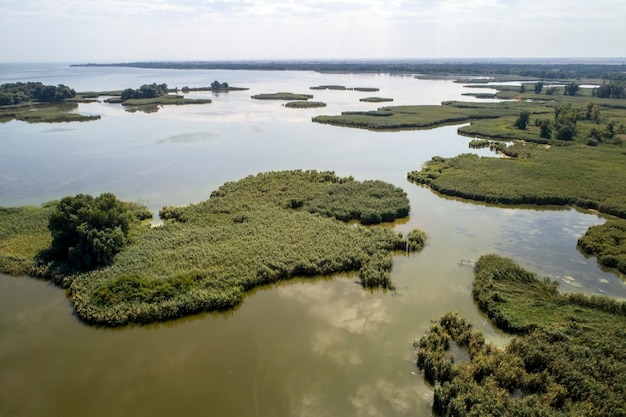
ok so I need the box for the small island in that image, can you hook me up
[359,97,393,103]
[181,80,249,93]
[285,101,326,108]
[251,92,314,100]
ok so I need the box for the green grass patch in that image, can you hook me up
[578,219,626,275]
[359,97,393,103]
[251,92,313,100]
[408,145,626,218]
[312,101,527,130]
[0,204,54,275]
[416,255,626,416]
[284,101,326,108]
[106,95,212,106]
[0,102,101,123]
[310,85,347,90]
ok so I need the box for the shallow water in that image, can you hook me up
[0,65,624,416]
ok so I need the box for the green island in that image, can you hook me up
[359,97,393,103]
[251,92,314,100]
[0,170,424,326]
[104,82,212,107]
[0,81,215,123]
[310,85,348,90]
[284,101,326,108]
[416,254,626,416]
[181,80,249,93]
[0,82,100,123]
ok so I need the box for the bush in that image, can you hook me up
[47,193,151,270]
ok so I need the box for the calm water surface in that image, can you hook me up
[1,64,624,417]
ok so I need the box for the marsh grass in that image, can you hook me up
[284,101,326,108]
[416,255,626,416]
[359,97,393,103]
[251,92,313,100]
[578,219,626,275]
[0,102,101,123]
[0,205,54,275]
[4,170,420,326]
[407,145,626,218]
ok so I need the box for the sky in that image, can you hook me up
[1,0,625,63]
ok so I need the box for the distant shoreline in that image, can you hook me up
[70,59,626,78]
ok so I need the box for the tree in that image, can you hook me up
[513,110,530,130]
[534,118,552,139]
[534,82,544,94]
[564,82,579,96]
[554,103,579,140]
[47,193,148,270]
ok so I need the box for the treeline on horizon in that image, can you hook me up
[73,60,626,80]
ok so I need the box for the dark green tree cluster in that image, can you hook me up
[120,83,169,101]
[513,110,530,130]
[47,193,151,270]
[563,82,580,96]
[210,80,229,90]
[0,82,75,105]
[553,103,580,140]
[593,81,626,99]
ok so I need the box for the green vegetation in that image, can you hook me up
[313,101,525,130]
[0,82,100,123]
[46,193,152,271]
[2,171,422,326]
[0,82,75,105]
[578,220,626,275]
[76,60,626,81]
[407,146,626,218]
[120,83,169,101]
[359,97,393,103]
[0,204,54,275]
[181,82,248,93]
[416,255,626,416]
[284,101,326,108]
[353,87,379,92]
[310,85,347,90]
[251,92,314,100]
[120,95,212,107]
[0,102,101,123]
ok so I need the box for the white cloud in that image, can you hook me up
[1,0,625,61]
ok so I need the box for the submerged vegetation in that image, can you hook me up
[416,255,626,416]
[0,170,424,326]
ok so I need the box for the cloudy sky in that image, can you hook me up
[1,0,624,62]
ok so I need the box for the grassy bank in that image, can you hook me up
[578,219,626,275]
[1,170,423,326]
[416,254,626,416]
[0,102,101,123]
[407,145,626,218]
[312,101,525,130]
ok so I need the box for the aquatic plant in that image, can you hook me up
[416,255,626,416]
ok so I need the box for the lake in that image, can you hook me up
[1,64,624,417]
